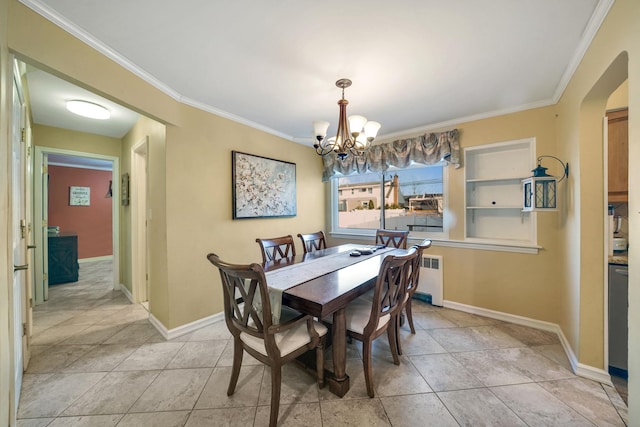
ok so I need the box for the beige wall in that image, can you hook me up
[121,116,169,324]
[164,106,325,327]
[443,107,562,320]
[32,124,121,157]
[554,0,638,416]
[3,0,639,420]
[607,79,629,110]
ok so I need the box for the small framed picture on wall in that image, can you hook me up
[121,173,130,206]
[69,186,90,206]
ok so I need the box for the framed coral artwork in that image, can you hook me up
[232,151,297,219]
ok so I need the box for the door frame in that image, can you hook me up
[33,146,120,302]
[9,57,28,424]
[131,137,149,304]
[603,115,610,372]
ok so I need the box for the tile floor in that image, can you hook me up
[17,260,628,426]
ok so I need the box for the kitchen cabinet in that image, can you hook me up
[464,138,535,244]
[607,108,628,202]
[48,232,79,285]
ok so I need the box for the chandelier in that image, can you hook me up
[312,78,381,159]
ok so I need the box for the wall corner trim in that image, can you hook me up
[575,363,614,386]
[119,283,133,303]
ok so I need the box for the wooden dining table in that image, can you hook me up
[263,244,405,397]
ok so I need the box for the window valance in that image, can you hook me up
[321,129,460,181]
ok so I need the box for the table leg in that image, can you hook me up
[328,307,350,397]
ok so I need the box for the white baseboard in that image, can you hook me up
[120,295,614,387]
[553,325,579,374]
[118,283,134,303]
[149,311,225,341]
[576,363,614,386]
[443,300,612,386]
[115,285,225,341]
[78,255,113,263]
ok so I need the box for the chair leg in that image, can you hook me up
[387,323,400,366]
[406,298,416,334]
[316,337,325,388]
[395,314,403,356]
[227,338,243,396]
[269,364,282,427]
[362,339,375,398]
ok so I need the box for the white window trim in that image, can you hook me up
[330,162,450,241]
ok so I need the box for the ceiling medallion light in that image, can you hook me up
[312,78,381,160]
[66,100,111,120]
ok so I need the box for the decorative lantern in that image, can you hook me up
[522,156,569,212]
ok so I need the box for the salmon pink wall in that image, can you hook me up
[48,165,113,258]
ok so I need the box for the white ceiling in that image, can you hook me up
[21,0,610,145]
[25,66,140,139]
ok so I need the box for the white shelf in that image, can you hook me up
[464,138,536,244]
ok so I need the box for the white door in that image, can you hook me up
[11,63,29,417]
[33,149,49,305]
[23,84,34,368]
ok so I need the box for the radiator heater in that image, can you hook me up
[415,254,443,306]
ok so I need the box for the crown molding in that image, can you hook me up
[19,0,613,146]
[552,0,616,103]
[19,0,297,142]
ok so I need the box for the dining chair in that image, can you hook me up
[375,229,410,249]
[255,235,296,263]
[207,253,327,427]
[396,239,432,356]
[297,231,327,254]
[329,248,417,397]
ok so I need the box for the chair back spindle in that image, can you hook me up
[255,235,296,263]
[375,229,410,249]
[297,231,327,254]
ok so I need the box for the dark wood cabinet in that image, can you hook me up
[608,108,628,202]
[48,232,79,285]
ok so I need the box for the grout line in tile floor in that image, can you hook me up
[17,260,628,426]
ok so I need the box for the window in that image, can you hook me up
[332,163,446,238]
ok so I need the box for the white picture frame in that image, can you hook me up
[69,186,90,206]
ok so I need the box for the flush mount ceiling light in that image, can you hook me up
[66,100,111,120]
[312,78,381,160]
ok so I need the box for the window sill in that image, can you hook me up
[329,231,540,254]
[435,238,540,254]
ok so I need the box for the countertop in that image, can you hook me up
[609,252,628,266]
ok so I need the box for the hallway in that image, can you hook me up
[17,261,628,426]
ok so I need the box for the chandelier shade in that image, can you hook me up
[313,79,380,159]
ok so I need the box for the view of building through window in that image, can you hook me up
[336,165,444,233]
